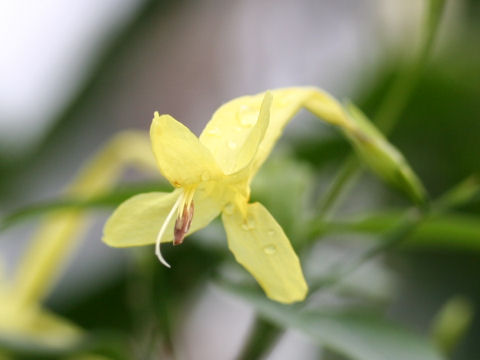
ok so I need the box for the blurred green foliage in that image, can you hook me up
[1,0,480,359]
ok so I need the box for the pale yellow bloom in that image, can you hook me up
[0,132,157,349]
[103,87,424,304]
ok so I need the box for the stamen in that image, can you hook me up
[174,201,194,245]
[155,195,182,268]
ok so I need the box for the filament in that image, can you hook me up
[155,195,183,268]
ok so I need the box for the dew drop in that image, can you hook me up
[241,217,255,231]
[267,229,275,236]
[240,113,258,127]
[206,127,221,136]
[263,244,277,255]
[238,104,259,128]
[201,171,210,181]
[224,202,234,215]
[276,98,288,108]
[228,140,237,149]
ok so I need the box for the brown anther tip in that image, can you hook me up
[174,201,194,246]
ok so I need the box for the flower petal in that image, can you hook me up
[103,191,180,247]
[254,87,352,172]
[200,87,346,176]
[12,131,160,306]
[0,306,82,349]
[23,308,82,348]
[201,87,425,202]
[150,113,223,186]
[222,202,308,304]
[200,93,272,175]
[68,131,158,197]
[103,186,227,247]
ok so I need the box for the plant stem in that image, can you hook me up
[236,1,447,358]
[236,317,282,360]
[308,207,423,294]
[316,0,446,217]
[317,156,361,220]
[309,172,478,294]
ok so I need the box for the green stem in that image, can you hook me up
[236,1,447,358]
[316,0,446,217]
[309,208,423,294]
[376,0,446,134]
[317,156,361,219]
[236,317,282,360]
[308,173,478,294]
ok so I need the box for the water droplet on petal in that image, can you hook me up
[241,217,255,231]
[263,244,277,255]
[267,229,275,236]
[206,127,221,136]
[201,171,210,181]
[238,103,260,128]
[224,202,234,215]
[240,113,259,127]
[276,98,288,108]
[228,140,237,149]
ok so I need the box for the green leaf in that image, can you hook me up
[313,211,480,251]
[0,182,171,231]
[219,282,444,360]
[432,175,480,212]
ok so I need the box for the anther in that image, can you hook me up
[173,201,194,245]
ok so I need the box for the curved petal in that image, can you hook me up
[222,202,308,304]
[150,113,223,186]
[103,187,226,247]
[0,293,81,349]
[12,131,161,306]
[14,212,86,306]
[201,87,424,202]
[200,93,272,175]
[103,191,180,247]
[23,308,82,348]
[200,87,346,176]
[68,131,158,198]
[0,307,82,349]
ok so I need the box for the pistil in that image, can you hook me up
[155,186,197,267]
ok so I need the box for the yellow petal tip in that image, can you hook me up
[266,282,308,304]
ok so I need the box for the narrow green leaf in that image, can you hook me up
[313,211,480,251]
[219,282,444,360]
[0,182,171,231]
[432,175,480,212]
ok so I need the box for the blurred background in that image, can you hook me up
[1,0,480,359]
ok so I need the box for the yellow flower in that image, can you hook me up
[103,87,425,304]
[0,132,157,349]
